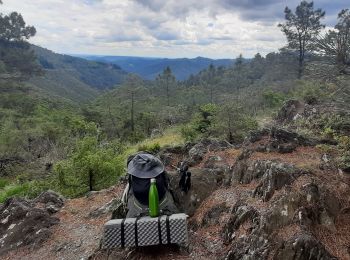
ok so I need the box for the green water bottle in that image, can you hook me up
[149,178,159,217]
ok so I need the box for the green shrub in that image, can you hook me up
[262,89,286,108]
[0,178,10,189]
[137,142,161,154]
[338,151,350,172]
[54,137,125,197]
[180,124,199,142]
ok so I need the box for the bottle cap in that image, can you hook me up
[150,178,156,183]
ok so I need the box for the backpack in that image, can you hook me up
[128,172,168,206]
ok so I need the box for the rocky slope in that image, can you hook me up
[1,101,350,260]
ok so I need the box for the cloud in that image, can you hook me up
[0,0,345,58]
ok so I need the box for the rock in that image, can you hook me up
[168,168,222,216]
[201,203,229,227]
[245,128,270,143]
[89,198,127,219]
[276,100,305,123]
[46,204,60,214]
[232,159,301,199]
[253,162,302,201]
[188,143,207,165]
[244,128,314,154]
[34,190,64,209]
[223,204,258,244]
[225,233,269,260]
[270,127,314,147]
[159,152,173,167]
[0,197,59,254]
[273,233,336,260]
[188,139,233,166]
[260,192,304,234]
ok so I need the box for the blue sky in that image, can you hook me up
[1,0,348,58]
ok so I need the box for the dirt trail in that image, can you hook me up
[3,186,123,260]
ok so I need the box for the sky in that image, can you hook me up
[1,0,349,58]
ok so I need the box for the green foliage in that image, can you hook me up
[315,9,350,67]
[180,124,199,142]
[0,179,49,203]
[292,81,328,104]
[338,151,350,171]
[54,136,125,197]
[279,1,325,77]
[262,90,286,108]
[137,142,161,154]
[321,126,336,139]
[0,5,41,80]
[194,103,218,133]
[0,178,10,189]
[211,103,258,143]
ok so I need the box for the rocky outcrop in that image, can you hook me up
[0,191,63,254]
[188,139,233,165]
[274,234,336,260]
[231,157,302,201]
[246,127,315,153]
[168,168,223,216]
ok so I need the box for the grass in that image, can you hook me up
[0,178,10,189]
[115,126,185,176]
[0,183,30,203]
[0,179,51,203]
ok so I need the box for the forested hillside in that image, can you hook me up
[28,46,127,102]
[79,55,234,80]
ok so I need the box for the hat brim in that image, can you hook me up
[127,157,165,178]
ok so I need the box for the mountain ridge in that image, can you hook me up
[76,55,235,80]
[27,45,128,102]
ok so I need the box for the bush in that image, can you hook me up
[262,89,286,108]
[137,142,161,154]
[0,178,10,189]
[211,103,258,143]
[53,137,125,197]
[180,124,199,142]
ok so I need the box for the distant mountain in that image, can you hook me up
[29,46,127,102]
[75,55,234,80]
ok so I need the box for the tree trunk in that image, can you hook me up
[89,169,93,191]
[166,78,170,106]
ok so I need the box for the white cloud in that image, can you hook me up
[0,0,346,58]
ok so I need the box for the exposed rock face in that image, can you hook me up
[180,138,344,259]
[188,139,233,165]
[232,158,302,201]
[245,127,314,154]
[274,234,336,260]
[168,168,223,216]
[0,191,64,254]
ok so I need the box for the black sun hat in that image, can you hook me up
[127,152,165,178]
